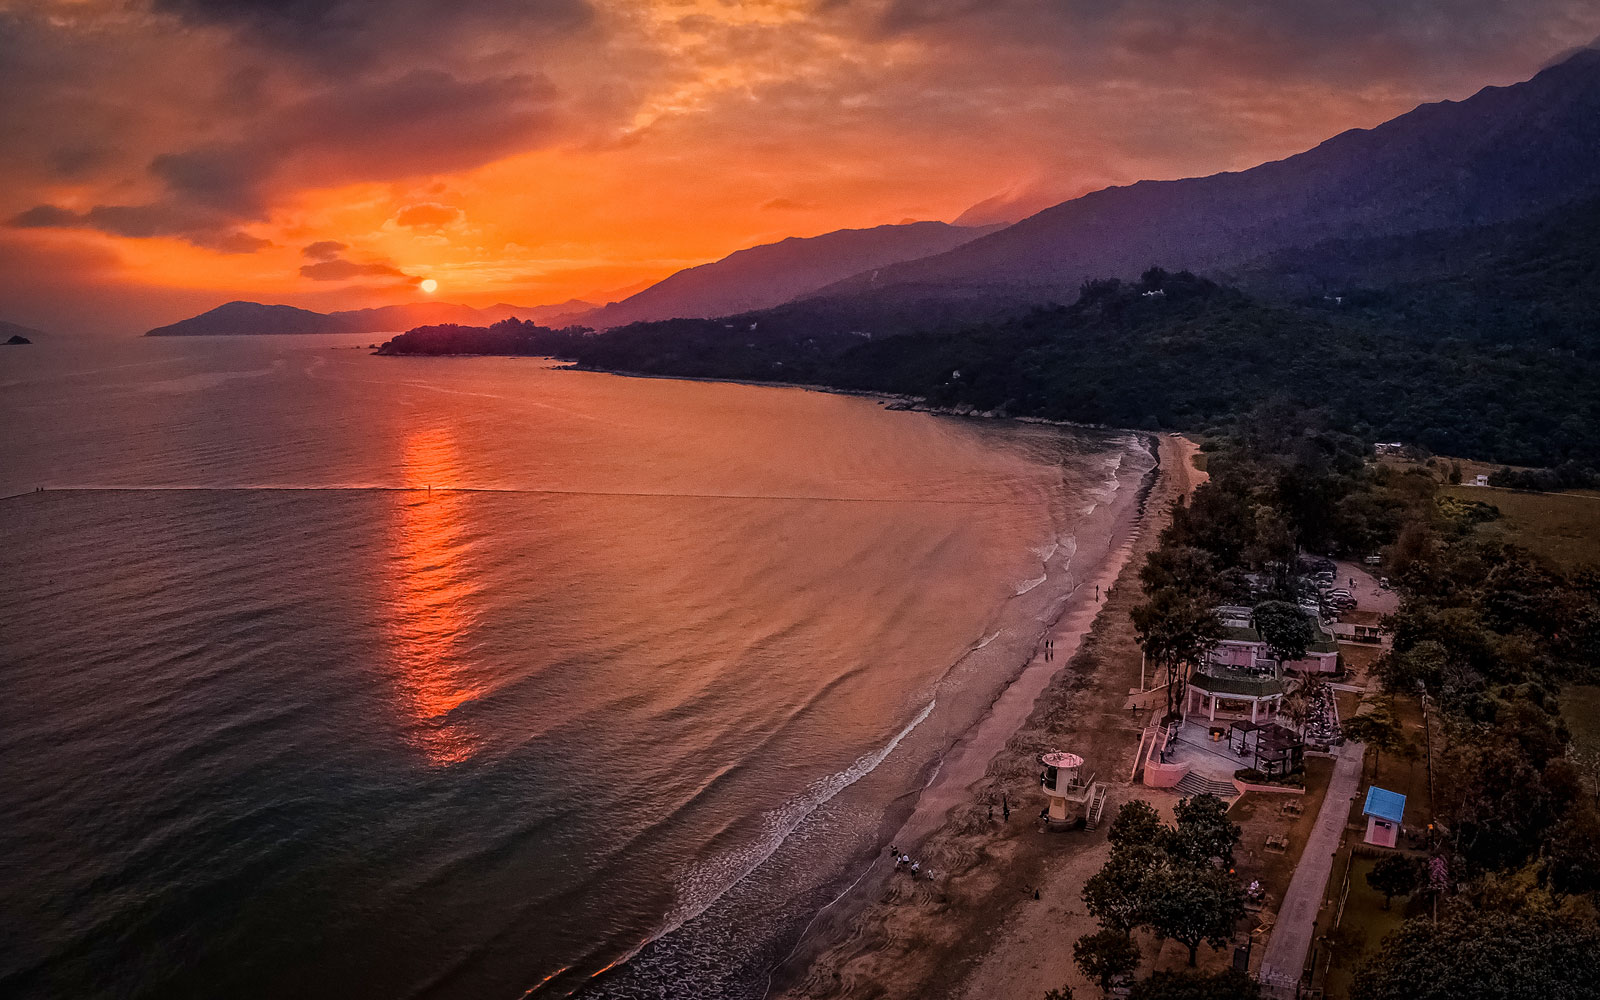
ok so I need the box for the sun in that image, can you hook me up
[419,278,438,294]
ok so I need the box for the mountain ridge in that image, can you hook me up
[807,47,1600,303]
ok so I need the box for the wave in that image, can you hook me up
[646,699,938,958]
[1013,573,1047,596]
[972,630,1002,651]
[1030,539,1058,562]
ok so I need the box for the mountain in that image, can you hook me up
[574,221,1002,329]
[814,47,1600,303]
[144,299,590,337]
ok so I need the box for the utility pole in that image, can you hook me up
[1419,682,1434,809]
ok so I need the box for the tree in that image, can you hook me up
[1045,988,1075,1000]
[1544,806,1600,896]
[1127,969,1261,1000]
[1169,794,1242,868]
[1351,896,1600,1000]
[1282,672,1328,736]
[1083,844,1164,932]
[1252,601,1316,664]
[1142,863,1246,966]
[1108,800,1165,849]
[1343,704,1408,781]
[1366,854,1422,910]
[1073,929,1141,994]
[1133,589,1224,720]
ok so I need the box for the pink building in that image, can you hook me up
[1363,786,1406,848]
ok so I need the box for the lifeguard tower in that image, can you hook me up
[1039,750,1108,830]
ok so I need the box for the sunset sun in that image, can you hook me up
[419,279,438,294]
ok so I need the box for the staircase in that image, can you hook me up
[1084,783,1109,830]
[1175,772,1238,799]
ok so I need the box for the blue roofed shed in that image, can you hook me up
[1363,786,1406,847]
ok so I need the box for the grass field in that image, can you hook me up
[1322,854,1423,999]
[1439,484,1600,570]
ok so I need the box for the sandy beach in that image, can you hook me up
[770,432,1206,1000]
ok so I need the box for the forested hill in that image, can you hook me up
[377,263,1600,469]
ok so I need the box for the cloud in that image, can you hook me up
[761,197,817,212]
[299,258,408,281]
[7,67,563,249]
[10,201,270,253]
[296,244,415,283]
[302,240,349,260]
[953,185,1075,226]
[394,202,465,229]
[150,0,596,75]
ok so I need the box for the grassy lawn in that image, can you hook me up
[1337,643,1385,690]
[1439,484,1600,571]
[1321,854,1426,999]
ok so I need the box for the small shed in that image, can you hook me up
[1363,786,1406,848]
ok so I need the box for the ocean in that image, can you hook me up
[0,335,1152,999]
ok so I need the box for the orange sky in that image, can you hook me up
[3,0,1599,333]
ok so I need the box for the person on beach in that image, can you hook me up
[911,861,920,875]
[1002,796,1010,822]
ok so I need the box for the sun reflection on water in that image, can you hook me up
[384,427,483,765]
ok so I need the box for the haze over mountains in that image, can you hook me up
[571,221,1000,329]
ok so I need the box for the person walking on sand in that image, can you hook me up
[1002,796,1010,822]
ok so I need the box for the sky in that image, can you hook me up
[3,0,1599,334]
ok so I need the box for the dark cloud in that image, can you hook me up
[151,0,595,74]
[302,240,348,259]
[10,201,270,253]
[150,145,273,214]
[299,257,407,281]
[8,67,561,249]
[761,197,817,212]
[864,0,1600,86]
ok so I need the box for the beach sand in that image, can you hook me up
[771,432,1207,1000]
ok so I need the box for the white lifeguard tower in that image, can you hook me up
[1039,750,1108,830]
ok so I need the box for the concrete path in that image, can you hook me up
[1257,738,1366,987]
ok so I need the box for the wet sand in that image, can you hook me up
[771,433,1207,999]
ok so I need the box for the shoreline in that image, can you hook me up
[768,432,1204,1000]
[374,353,1141,436]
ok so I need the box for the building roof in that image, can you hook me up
[1191,667,1287,697]
[1363,786,1406,824]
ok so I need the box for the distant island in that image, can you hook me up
[144,299,594,337]
[2,320,44,344]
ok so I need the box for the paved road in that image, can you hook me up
[1258,738,1366,986]
[1334,560,1398,615]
